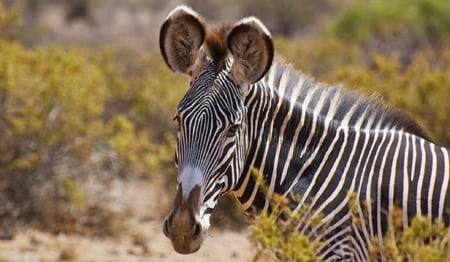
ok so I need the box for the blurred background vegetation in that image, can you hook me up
[0,0,449,256]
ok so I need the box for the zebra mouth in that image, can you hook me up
[171,238,204,254]
[162,184,207,254]
[164,221,206,254]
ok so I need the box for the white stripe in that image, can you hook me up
[263,72,290,212]
[402,133,410,226]
[376,130,396,243]
[282,85,319,195]
[310,129,354,222]
[416,138,426,216]
[298,93,327,158]
[365,129,387,239]
[279,76,306,183]
[438,147,449,220]
[234,84,271,198]
[428,143,438,218]
[352,129,374,253]
[293,127,344,229]
[388,131,402,226]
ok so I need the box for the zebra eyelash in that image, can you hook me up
[226,123,240,137]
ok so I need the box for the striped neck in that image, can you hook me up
[233,59,428,214]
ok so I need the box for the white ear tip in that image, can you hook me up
[166,5,201,20]
[236,16,271,37]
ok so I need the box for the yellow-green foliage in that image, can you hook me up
[62,176,85,207]
[331,53,450,145]
[369,210,450,261]
[0,2,184,233]
[275,0,450,146]
[275,37,450,146]
[250,211,320,262]
[249,167,321,261]
[250,188,450,261]
[327,0,450,42]
[0,40,108,173]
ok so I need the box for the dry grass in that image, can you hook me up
[59,246,78,261]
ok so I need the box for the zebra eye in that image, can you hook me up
[226,124,240,137]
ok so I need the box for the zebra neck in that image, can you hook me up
[235,81,337,214]
[233,59,429,215]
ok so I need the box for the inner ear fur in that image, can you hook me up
[159,6,206,76]
[227,17,274,85]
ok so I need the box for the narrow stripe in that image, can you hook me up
[388,131,402,226]
[428,143,437,219]
[402,133,410,226]
[377,130,396,242]
[438,147,449,220]
[416,138,427,216]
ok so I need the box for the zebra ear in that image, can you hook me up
[227,17,274,85]
[159,6,206,76]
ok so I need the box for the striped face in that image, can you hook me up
[174,59,246,198]
[159,5,273,254]
[163,59,248,253]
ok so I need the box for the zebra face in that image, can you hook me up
[159,6,273,254]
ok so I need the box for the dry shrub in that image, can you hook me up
[59,245,78,261]
[0,3,179,236]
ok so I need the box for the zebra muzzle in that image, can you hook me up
[163,185,206,254]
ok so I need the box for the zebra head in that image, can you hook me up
[159,6,273,254]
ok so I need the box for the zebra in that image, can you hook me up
[159,6,450,260]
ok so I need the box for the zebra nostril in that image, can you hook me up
[163,219,170,237]
[192,222,202,240]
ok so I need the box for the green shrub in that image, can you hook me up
[370,214,450,261]
[0,41,108,173]
[327,0,450,43]
[330,52,450,146]
[275,37,450,146]
[0,3,181,232]
[0,39,108,230]
[250,211,320,261]
[249,167,322,261]
[249,185,450,261]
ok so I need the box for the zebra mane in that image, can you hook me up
[266,59,428,138]
[204,23,232,70]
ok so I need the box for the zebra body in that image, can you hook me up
[159,6,450,260]
[239,60,449,260]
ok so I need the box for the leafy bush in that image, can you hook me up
[249,168,321,261]
[327,0,450,43]
[370,214,450,261]
[275,37,450,146]
[330,52,450,146]
[0,39,111,232]
[0,3,181,234]
[249,179,450,261]
[250,200,450,261]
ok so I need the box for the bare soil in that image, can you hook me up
[0,180,252,262]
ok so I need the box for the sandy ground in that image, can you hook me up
[0,226,252,262]
[0,180,253,262]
